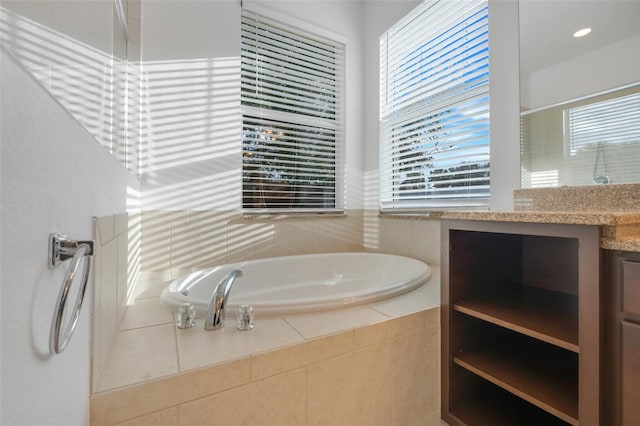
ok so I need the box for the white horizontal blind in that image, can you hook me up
[241,10,345,212]
[380,0,490,211]
[566,92,640,155]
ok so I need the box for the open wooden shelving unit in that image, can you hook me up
[453,286,579,352]
[450,366,571,426]
[453,324,579,424]
[441,220,601,426]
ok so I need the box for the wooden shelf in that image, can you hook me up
[443,223,602,425]
[449,372,571,426]
[454,334,578,425]
[454,286,579,352]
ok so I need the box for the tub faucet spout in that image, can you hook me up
[204,269,243,330]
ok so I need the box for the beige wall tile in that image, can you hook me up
[176,319,303,372]
[91,306,102,394]
[117,232,129,325]
[369,274,440,318]
[352,343,394,426]
[120,298,173,331]
[274,220,315,257]
[93,234,103,314]
[379,217,413,257]
[363,209,381,251]
[167,213,189,270]
[313,215,363,253]
[305,352,355,425]
[284,306,388,339]
[424,411,448,426]
[251,330,356,381]
[97,238,119,392]
[305,330,356,365]
[179,382,251,426]
[140,215,172,271]
[426,306,440,329]
[250,367,306,426]
[111,407,178,426]
[132,270,171,298]
[114,213,129,236]
[225,221,275,263]
[91,358,251,426]
[96,324,178,392]
[97,215,115,245]
[251,342,308,382]
[355,311,426,348]
[307,343,394,426]
[393,329,440,426]
[171,210,226,270]
[412,219,441,266]
[179,368,306,426]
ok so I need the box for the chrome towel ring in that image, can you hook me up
[48,233,94,354]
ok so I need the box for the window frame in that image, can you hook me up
[379,0,491,213]
[240,5,346,214]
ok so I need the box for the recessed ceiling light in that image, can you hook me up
[574,28,592,38]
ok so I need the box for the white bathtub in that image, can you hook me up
[160,252,431,317]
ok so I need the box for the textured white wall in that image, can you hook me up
[139,0,242,210]
[0,49,134,425]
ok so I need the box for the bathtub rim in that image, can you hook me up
[160,252,432,318]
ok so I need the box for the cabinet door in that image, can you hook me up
[622,321,640,426]
[622,261,640,317]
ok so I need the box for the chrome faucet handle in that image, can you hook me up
[176,303,196,329]
[237,304,254,331]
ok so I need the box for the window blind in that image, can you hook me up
[241,10,345,212]
[379,0,490,211]
[566,92,640,156]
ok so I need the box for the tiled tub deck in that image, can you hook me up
[90,268,443,426]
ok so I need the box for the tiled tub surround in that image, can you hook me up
[90,268,442,426]
[139,209,442,275]
[90,209,443,425]
[93,212,141,394]
[139,210,366,273]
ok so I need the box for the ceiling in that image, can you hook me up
[519,0,640,74]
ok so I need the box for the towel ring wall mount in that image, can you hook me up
[48,233,94,354]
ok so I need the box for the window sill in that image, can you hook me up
[377,211,444,221]
[235,211,348,223]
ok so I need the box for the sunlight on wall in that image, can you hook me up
[364,169,380,250]
[126,186,142,304]
[140,57,241,210]
[0,5,138,173]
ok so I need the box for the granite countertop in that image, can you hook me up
[441,210,640,226]
[441,210,640,252]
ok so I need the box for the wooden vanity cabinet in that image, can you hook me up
[441,220,601,426]
[604,251,640,426]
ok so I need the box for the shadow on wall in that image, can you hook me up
[0,4,139,173]
[139,57,242,210]
[136,51,366,275]
[138,210,367,275]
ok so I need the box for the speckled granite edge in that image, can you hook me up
[514,184,640,212]
[601,238,640,252]
[441,210,640,226]
[442,211,640,252]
